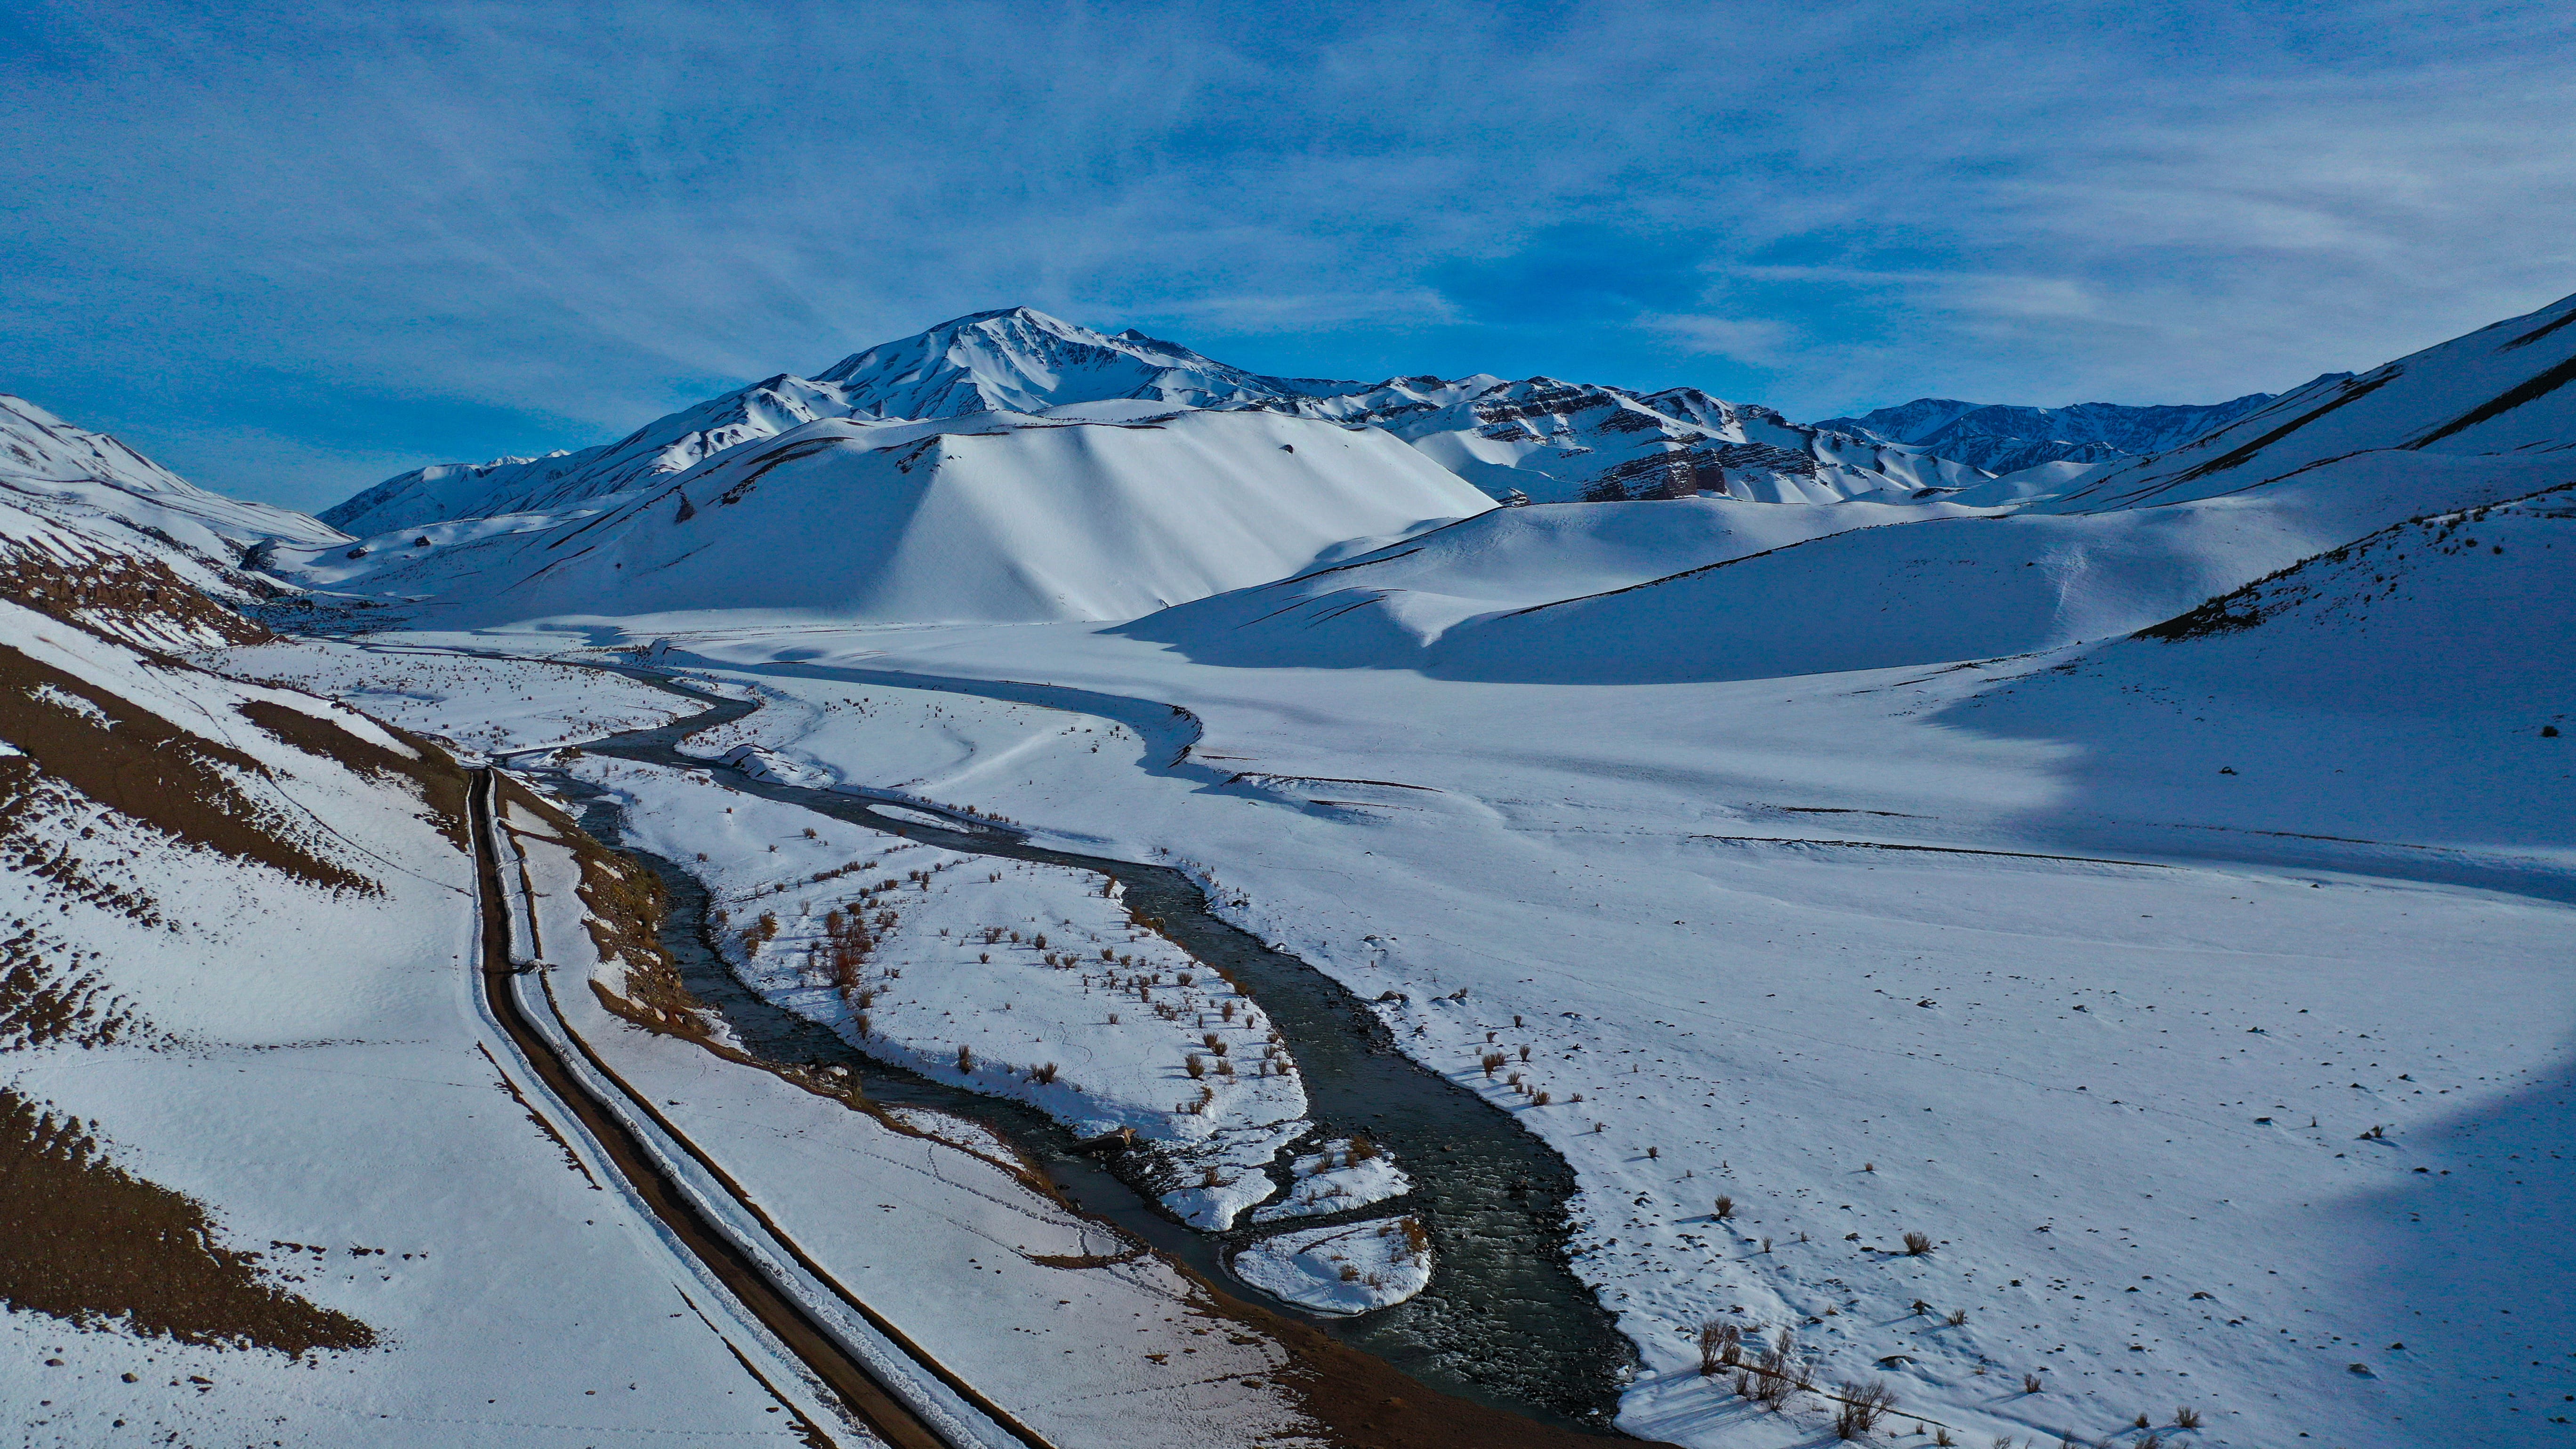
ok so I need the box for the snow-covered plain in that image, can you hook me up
[375,595,2567,1449]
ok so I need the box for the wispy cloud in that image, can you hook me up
[3,0,2570,507]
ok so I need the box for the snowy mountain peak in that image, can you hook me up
[812,306,1333,418]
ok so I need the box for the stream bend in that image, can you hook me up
[533,663,1637,1432]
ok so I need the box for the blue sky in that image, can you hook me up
[4,0,2571,511]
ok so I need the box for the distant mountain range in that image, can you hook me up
[1810,391,2310,475]
[322,307,1991,535]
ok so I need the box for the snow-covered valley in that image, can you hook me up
[6,287,2572,1448]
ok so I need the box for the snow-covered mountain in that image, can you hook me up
[322,308,1989,535]
[1810,391,2292,474]
[0,394,339,646]
[811,305,1359,418]
[281,408,1492,627]
[2039,294,2576,512]
[322,309,1364,536]
[1256,376,1988,504]
[1132,289,2576,682]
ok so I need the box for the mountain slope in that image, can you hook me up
[1814,391,2287,473]
[0,597,896,1441]
[321,308,1364,536]
[1120,493,1994,668]
[0,395,342,646]
[282,409,1493,627]
[2040,290,2576,514]
[322,309,1989,533]
[1118,290,2576,683]
[1928,479,2576,862]
[1264,376,1988,505]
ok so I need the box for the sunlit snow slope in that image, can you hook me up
[1122,492,1998,667]
[1130,290,2576,682]
[320,307,1365,535]
[286,409,1493,626]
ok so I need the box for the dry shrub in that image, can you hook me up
[1696,1320,1739,1375]
[1831,1378,1895,1439]
[1903,1230,1935,1256]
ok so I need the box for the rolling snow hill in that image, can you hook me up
[2037,290,2576,513]
[1119,492,1998,668]
[1129,290,2576,684]
[1812,391,2289,473]
[282,408,1494,627]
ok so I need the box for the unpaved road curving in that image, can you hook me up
[467,767,1016,1449]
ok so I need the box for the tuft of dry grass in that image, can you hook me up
[1903,1230,1935,1256]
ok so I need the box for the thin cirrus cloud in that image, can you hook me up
[1,0,2570,510]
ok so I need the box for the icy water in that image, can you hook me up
[546,667,1634,1432]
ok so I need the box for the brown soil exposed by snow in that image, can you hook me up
[0,644,371,895]
[0,539,270,648]
[0,1085,374,1356]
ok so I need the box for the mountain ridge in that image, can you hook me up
[1810,390,2299,474]
[319,308,2002,533]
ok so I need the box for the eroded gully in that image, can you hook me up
[522,663,1636,1434]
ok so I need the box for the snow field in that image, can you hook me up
[578,620,2576,1449]
[670,681,1164,836]
[205,638,689,757]
[564,755,1313,1229]
[1230,1216,1434,1315]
